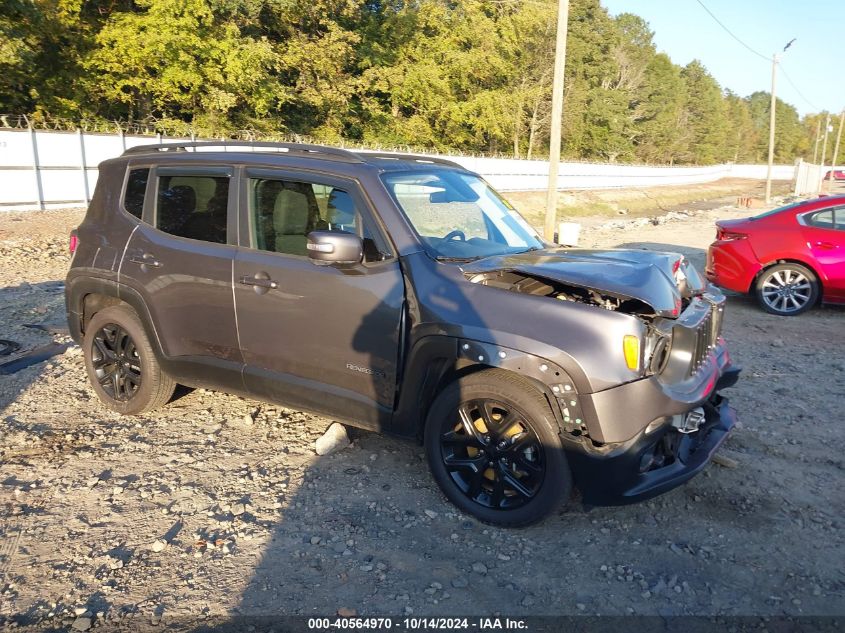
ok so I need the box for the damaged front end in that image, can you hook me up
[462,247,740,505]
[463,247,719,386]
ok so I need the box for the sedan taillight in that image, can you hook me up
[716,228,747,241]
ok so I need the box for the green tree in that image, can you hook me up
[747,91,803,163]
[680,60,728,164]
[82,0,281,131]
[632,53,688,164]
[723,91,757,162]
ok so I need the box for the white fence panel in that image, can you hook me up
[0,128,823,211]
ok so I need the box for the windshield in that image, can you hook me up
[381,170,545,260]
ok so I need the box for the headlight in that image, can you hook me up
[647,333,672,375]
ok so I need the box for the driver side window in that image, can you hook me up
[248,177,390,261]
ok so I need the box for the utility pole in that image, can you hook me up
[812,118,821,164]
[828,111,844,186]
[764,54,779,204]
[544,0,571,242]
[765,40,795,204]
[818,113,831,194]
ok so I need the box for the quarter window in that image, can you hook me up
[807,208,844,230]
[155,175,229,244]
[123,168,149,219]
[248,177,387,261]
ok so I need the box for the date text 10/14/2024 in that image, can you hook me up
[308,617,529,631]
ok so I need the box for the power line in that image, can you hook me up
[693,0,769,62]
[693,0,823,114]
[778,62,822,112]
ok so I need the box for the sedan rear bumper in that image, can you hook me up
[705,239,761,293]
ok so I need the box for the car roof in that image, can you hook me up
[121,141,467,173]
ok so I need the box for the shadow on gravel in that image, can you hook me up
[0,280,70,411]
[183,273,598,629]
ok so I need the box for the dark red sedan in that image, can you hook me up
[706,196,845,315]
[824,169,845,181]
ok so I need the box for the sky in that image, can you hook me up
[600,0,845,118]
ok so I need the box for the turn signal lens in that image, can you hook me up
[623,335,641,372]
[69,231,79,254]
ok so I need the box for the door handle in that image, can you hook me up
[128,254,162,268]
[815,241,838,250]
[239,274,278,290]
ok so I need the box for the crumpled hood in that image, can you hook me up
[463,247,701,317]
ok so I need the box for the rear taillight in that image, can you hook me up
[716,228,747,241]
[69,231,79,254]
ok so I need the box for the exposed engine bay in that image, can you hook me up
[461,248,707,319]
[465,270,656,316]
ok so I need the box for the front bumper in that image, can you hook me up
[566,377,738,506]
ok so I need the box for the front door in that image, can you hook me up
[119,166,243,387]
[233,168,404,430]
[802,206,845,300]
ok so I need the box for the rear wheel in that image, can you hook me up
[424,369,572,527]
[754,263,819,316]
[83,305,176,414]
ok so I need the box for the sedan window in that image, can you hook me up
[809,210,835,229]
[806,207,845,231]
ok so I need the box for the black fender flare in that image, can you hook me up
[391,335,586,440]
[64,273,165,360]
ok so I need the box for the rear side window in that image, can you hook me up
[809,210,835,229]
[155,175,230,244]
[807,207,845,230]
[123,168,149,219]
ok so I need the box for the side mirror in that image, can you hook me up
[306,230,363,265]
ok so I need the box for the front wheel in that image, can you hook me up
[424,369,572,527]
[754,263,819,316]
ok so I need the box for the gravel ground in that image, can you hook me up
[1,193,844,630]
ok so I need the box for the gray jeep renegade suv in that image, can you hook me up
[65,141,740,526]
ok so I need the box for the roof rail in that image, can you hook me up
[359,152,464,169]
[122,141,364,163]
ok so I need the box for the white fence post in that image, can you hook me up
[28,126,45,210]
[77,128,90,204]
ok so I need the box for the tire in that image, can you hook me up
[83,305,176,415]
[754,263,819,316]
[424,368,572,527]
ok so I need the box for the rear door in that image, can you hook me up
[119,165,244,386]
[232,167,404,430]
[801,206,845,300]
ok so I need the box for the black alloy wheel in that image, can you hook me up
[440,398,545,510]
[91,323,142,401]
[83,305,176,414]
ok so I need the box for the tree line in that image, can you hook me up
[0,0,833,164]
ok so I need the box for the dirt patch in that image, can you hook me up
[1,190,844,628]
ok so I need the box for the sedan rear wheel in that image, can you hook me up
[755,263,819,316]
